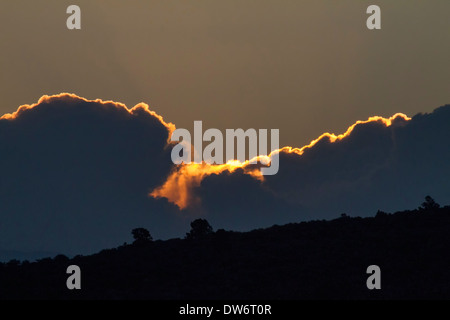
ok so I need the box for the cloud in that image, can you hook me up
[0,93,181,257]
[261,106,450,217]
[151,105,450,225]
[1,93,450,259]
[150,162,263,210]
[151,113,411,211]
[173,105,450,223]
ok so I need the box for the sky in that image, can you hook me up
[1,1,450,259]
[1,0,449,147]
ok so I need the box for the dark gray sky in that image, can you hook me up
[1,0,449,146]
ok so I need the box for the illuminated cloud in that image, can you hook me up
[150,161,263,209]
[0,93,179,258]
[179,105,450,224]
[1,93,175,135]
[151,112,411,210]
[1,93,450,260]
[149,105,450,230]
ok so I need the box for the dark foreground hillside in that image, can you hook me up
[1,203,450,299]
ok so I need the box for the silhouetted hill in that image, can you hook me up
[1,204,450,299]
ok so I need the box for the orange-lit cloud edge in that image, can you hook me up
[151,113,412,209]
[0,93,176,138]
[1,93,412,211]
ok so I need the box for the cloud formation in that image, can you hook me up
[152,113,411,210]
[0,94,180,258]
[179,105,450,223]
[1,93,450,259]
